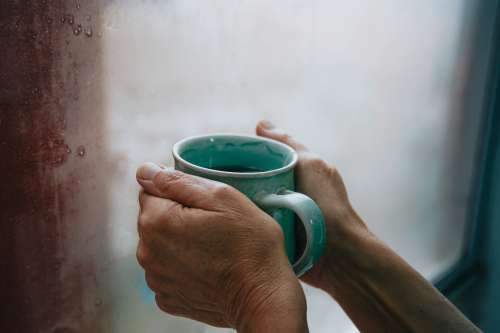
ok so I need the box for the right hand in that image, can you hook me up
[256,120,371,292]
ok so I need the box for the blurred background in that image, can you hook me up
[1,0,499,332]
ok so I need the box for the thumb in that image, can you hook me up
[256,120,308,152]
[136,162,222,209]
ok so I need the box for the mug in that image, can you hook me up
[172,134,326,276]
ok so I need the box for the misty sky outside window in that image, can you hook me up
[0,0,488,332]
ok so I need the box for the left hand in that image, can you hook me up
[135,163,307,331]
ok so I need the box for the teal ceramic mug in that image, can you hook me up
[172,134,326,277]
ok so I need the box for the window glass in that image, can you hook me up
[100,1,482,332]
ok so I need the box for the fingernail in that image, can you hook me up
[260,120,275,129]
[138,162,163,180]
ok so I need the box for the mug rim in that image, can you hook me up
[172,133,299,178]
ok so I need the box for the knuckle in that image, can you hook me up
[306,157,330,170]
[325,162,340,177]
[155,171,184,191]
[281,133,293,142]
[331,165,340,177]
[138,190,147,208]
[144,272,157,291]
[138,211,156,235]
[136,244,150,267]
[303,156,338,176]
[213,184,238,199]
[164,202,181,218]
[155,294,165,309]
[162,305,180,316]
[155,296,179,315]
[162,204,185,229]
[267,220,285,242]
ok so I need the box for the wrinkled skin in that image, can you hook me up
[136,157,307,331]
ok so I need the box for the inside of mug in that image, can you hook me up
[177,135,295,173]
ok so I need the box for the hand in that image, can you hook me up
[257,121,480,333]
[136,163,308,332]
[256,120,370,293]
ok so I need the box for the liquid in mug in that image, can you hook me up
[209,165,266,173]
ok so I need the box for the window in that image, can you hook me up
[1,1,492,332]
[101,1,486,332]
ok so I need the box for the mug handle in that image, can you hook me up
[255,189,326,277]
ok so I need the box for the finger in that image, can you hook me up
[136,238,153,268]
[138,190,178,216]
[136,163,227,210]
[155,293,186,316]
[138,189,149,208]
[138,191,183,240]
[137,163,167,198]
[256,120,308,152]
[144,271,174,294]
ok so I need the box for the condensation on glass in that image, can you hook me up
[0,1,486,332]
[0,1,108,332]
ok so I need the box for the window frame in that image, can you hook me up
[435,0,500,311]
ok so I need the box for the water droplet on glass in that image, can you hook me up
[84,27,92,37]
[65,145,72,154]
[86,15,91,22]
[32,33,37,40]
[66,14,74,25]
[60,16,66,23]
[73,24,82,36]
[47,17,53,24]
[76,146,85,157]
[209,138,215,143]
[76,2,81,10]
[94,299,103,306]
